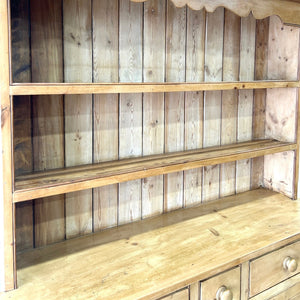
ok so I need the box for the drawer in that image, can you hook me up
[160,288,189,300]
[250,240,300,297]
[200,266,240,300]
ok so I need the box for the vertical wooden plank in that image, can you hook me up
[220,10,240,197]
[63,0,93,239]
[164,0,186,212]
[236,15,255,193]
[119,0,143,225]
[252,18,269,189]
[31,0,65,248]
[11,0,33,252]
[0,0,14,290]
[142,0,165,218]
[203,7,224,202]
[265,16,299,198]
[241,262,250,300]
[184,8,205,207]
[190,282,200,300]
[93,0,119,231]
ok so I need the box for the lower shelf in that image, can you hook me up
[13,139,296,202]
[2,188,300,300]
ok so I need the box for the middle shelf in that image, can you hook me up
[13,139,296,203]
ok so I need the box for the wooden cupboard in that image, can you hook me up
[1,0,300,298]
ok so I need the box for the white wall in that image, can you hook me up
[0,105,4,292]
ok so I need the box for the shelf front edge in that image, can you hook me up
[10,81,300,95]
[13,141,297,203]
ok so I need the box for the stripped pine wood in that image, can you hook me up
[236,15,256,193]
[142,0,165,218]
[14,140,295,202]
[264,16,299,198]
[10,81,300,96]
[161,289,189,300]
[189,283,199,300]
[264,89,297,198]
[4,189,300,299]
[0,0,14,290]
[252,18,269,189]
[203,7,224,202]
[93,0,119,230]
[63,0,93,239]
[11,0,33,252]
[119,0,143,225]
[131,0,300,27]
[30,0,65,248]
[164,0,186,211]
[220,10,240,197]
[184,8,205,207]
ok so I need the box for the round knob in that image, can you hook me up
[216,286,233,300]
[283,256,298,272]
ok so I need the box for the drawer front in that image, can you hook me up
[201,267,240,300]
[160,288,189,300]
[250,240,300,297]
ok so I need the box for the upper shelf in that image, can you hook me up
[10,81,300,95]
[132,0,300,26]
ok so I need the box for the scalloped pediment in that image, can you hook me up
[132,0,300,26]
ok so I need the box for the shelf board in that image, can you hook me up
[13,139,297,202]
[3,189,300,299]
[10,80,300,95]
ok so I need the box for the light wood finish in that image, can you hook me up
[142,0,165,218]
[241,262,249,300]
[4,189,300,299]
[249,241,300,297]
[183,8,205,208]
[92,0,119,231]
[118,0,143,225]
[9,81,300,95]
[63,0,93,239]
[220,10,240,197]
[13,140,296,203]
[30,0,65,248]
[161,288,189,300]
[250,273,300,300]
[202,7,223,202]
[0,0,14,290]
[132,0,300,26]
[190,282,200,300]
[164,1,186,212]
[236,15,256,194]
[200,267,240,300]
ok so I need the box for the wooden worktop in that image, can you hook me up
[2,188,300,299]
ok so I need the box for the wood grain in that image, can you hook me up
[200,267,241,300]
[0,0,14,290]
[142,0,165,218]
[4,189,300,299]
[164,1,186,212]
[30,0,65,248]
[13,140,296,202]
[203,7,224,202]
[93,0,119,231]
[119,0,143,225]
[11,0,33,253]
[220,10,240,197]
[184,8,205,207]
[236,15,256,193]
[132,0,300,26]
[252,18,269,189]
[63,0,93,239]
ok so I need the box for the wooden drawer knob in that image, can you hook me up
[283,256,298,272]
[216,286,233,300]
